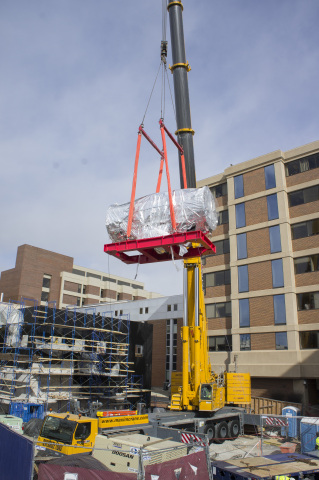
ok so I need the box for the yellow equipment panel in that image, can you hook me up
[225,372,251,404]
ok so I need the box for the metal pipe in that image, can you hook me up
[183,267,188,327]
[168,1,196,188]
[195,267,199,327]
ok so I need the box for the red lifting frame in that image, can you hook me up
[104,230,216,265]
[105,121,215,264]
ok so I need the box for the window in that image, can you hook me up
[267,194,279,220]
[120,310,123,315]
[210,183,227,198]
[208,336,232,352]
[240,334,251,351]
[72,268,85,277]
[41,291,49,302]
[118,280,130,287]
[135,345,143,357]
[77,297,81,306]
[167,304,171,312]
[234,175,244,199]
[239,298,250,327]
[214,239,230,255]
[101,288,105,298]
[204,270,231,288]
[74,422,91,440]
[236,203,246,228]
[206,302,231,318]
[269,225,282,253]
[102,276,116,283]
[87,272,101,280]
[131,283,141,289]
[166,319,177,378]
[272,259,284,288]
[291,219,319,239]
[174,304,178,311]
[145,307,149,314]
[77,284,81,294]
[285,153,319,177]
[300,331,319,349]
[265,164,276,190]
[273,294,286,325]
[297,292,319,310]
[139,308,143,314]
[289,185,319,207]
[276,332,288,350]
[237,233,247,260]
[217,209,229,226]
[238,265,249,293]
[294,254,319,274]
[82,285,86,295]
[42,276,51,289]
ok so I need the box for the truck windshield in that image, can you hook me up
[40,416,77,444]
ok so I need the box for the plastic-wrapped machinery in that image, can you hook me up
[105,186,218,243]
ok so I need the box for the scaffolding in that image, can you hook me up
[0,300,146,414]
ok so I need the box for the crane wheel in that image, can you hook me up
[229,419,240,440]
[204,423,215,441]
[215,421,228,444]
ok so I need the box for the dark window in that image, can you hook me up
[273,294,286,325]
[289,185,319,207]
[77,284,81,294]
[239,298,250,327]
[265,164,276,190]
[208,335,232,352]
[269,225,282,253]
[174,304,178,311]
[294,254,319,274]
[72,269,85,277]
[240,334,251,351]
[42,276,51,289]
[297,291,319,310]
[206,302,231,318]
[87,272,101,280]
[236,203,246,228]
[204,270,231,288]
[267,194,279,220]
[300,331,319,349]
[210,183,227,198]
[217,209,229,226]
[234,175,244,199]
[139,308,143,314]
[237,233,247,260]
[291,219,319,239]
[167,305,171,312]
[102,276,116,283]
[285,153,319,177]
[272,259,284,288]
[276,332,288,350]
[118,280,130,287]
[145,307,149,314]
[214,239,230,255]
[41,291,49,302]
[238,265,249,293]
[131,283,141,289]
[82,285,86,295]
[74,422,91,440]
[77,297,81,306]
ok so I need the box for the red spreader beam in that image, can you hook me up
[104,230,216,265]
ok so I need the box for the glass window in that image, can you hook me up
[206,302,231,318]
[234,175,244,199]
[236,203,246,228]
[273,294,286,325]
[237,233,247,260]
[42,276,51,289]
[272,258,284,288]
[300,331,319,349]
[240,334,251,351]
[167,305,171,312]
[294,254,319,274]
[276,332,288,350]
[285,153,319,177]
[41,291,49,302]
[210,183,227,198]
[297,292,319,310]
[217,209,229,226]
[269,225,282,253]
[204,270,231,288]
[267,194,279,220]
[289,185,319,207]
[208,335,232,352]
[74,422,91,440]
[214,239,230,255]
[291,219,319,239]
[238,265,249,293]
[265,164,276,190]
[239,298,250,327]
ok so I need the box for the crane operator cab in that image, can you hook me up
[199,383,226,412]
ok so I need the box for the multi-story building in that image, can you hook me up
[197,139,319,405]
[0,244,161,309]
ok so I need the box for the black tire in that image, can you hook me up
[229,419,240,439]
[204,423,215,441]
[215,421,228,443]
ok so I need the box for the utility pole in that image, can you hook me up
[167,1,196,189]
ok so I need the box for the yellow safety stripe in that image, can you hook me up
[169,62,191,73]
[167,1,184,11]
[175,128,195,136]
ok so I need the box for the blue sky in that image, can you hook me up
[1,0,318,296]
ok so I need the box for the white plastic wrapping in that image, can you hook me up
[106,186,218,242]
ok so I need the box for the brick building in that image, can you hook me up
[0,245,161,308]
[196,139,319,405]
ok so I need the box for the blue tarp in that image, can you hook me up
[0,422,34,480]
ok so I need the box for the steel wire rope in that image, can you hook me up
[141,61,162,125]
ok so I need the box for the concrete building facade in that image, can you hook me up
[0,245,161,309]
